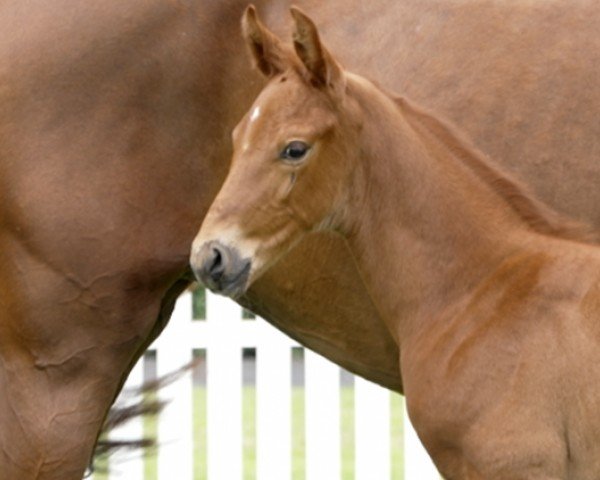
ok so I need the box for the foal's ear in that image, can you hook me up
[242,5,289,77]
[290,7,344,92]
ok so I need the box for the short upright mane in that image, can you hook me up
[393,96,595,243]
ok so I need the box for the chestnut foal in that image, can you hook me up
[192,7,600,479]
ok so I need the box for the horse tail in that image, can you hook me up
[88,358,201,476]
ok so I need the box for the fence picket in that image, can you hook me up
[156,293,194,480]
[256,319,292,480]
[206,291,243,480]
[305,349,341,480]
[354,376,391,480]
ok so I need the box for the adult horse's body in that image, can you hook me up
[192,8,600,478]
[1,0,599,478]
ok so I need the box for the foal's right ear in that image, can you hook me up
[290,7,344,93]
[242,5,289,77]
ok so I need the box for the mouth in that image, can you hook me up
[211,260,252,299]
[191,240,252,299]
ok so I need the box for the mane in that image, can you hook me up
[391,95,596,244]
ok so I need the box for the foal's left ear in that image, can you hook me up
[290,7,344,93]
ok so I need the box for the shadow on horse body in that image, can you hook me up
[192,7,600,479]
[2,0,600,477]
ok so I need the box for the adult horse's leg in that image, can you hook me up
[0,231,191,477]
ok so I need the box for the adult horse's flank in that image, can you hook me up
[192,7,600,479]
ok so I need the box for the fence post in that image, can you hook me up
[156,292,194,480]
[305,349,341,480]
[354,376,390,480]
[206,291,243,480]
[255,318,292,480]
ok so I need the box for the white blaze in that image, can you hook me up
[250,106,261,123]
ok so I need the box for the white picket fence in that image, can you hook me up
[97,290,440,480]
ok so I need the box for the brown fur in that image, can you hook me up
[2,0,600,477]
[193,8,600,479]
[396,96,596,243]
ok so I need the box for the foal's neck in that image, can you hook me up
[344,75,537,343]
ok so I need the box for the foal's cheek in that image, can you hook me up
[286,172,297,195]
[277,172,297,198]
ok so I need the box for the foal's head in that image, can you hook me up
[191,6,362,297]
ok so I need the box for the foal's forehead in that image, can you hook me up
[232,72,338,154]
[233,76,335,151]
[250,74,332,124]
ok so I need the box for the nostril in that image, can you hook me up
[211,248,222,270]
[207,246,226,282]
[194,241,250,296]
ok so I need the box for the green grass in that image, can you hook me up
[391,392,404,479]
[96,387,405,479]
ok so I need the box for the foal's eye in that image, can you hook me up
[280,141,310,162]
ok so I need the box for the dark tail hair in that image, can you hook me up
[88,358,202,476]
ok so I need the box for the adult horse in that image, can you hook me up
[192,7,600,477]
[0,0,599,478]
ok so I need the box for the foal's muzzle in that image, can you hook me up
[191,240,251,298]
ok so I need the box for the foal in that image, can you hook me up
[192,6,600,479]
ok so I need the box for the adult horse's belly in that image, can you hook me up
[241,0,600,391]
